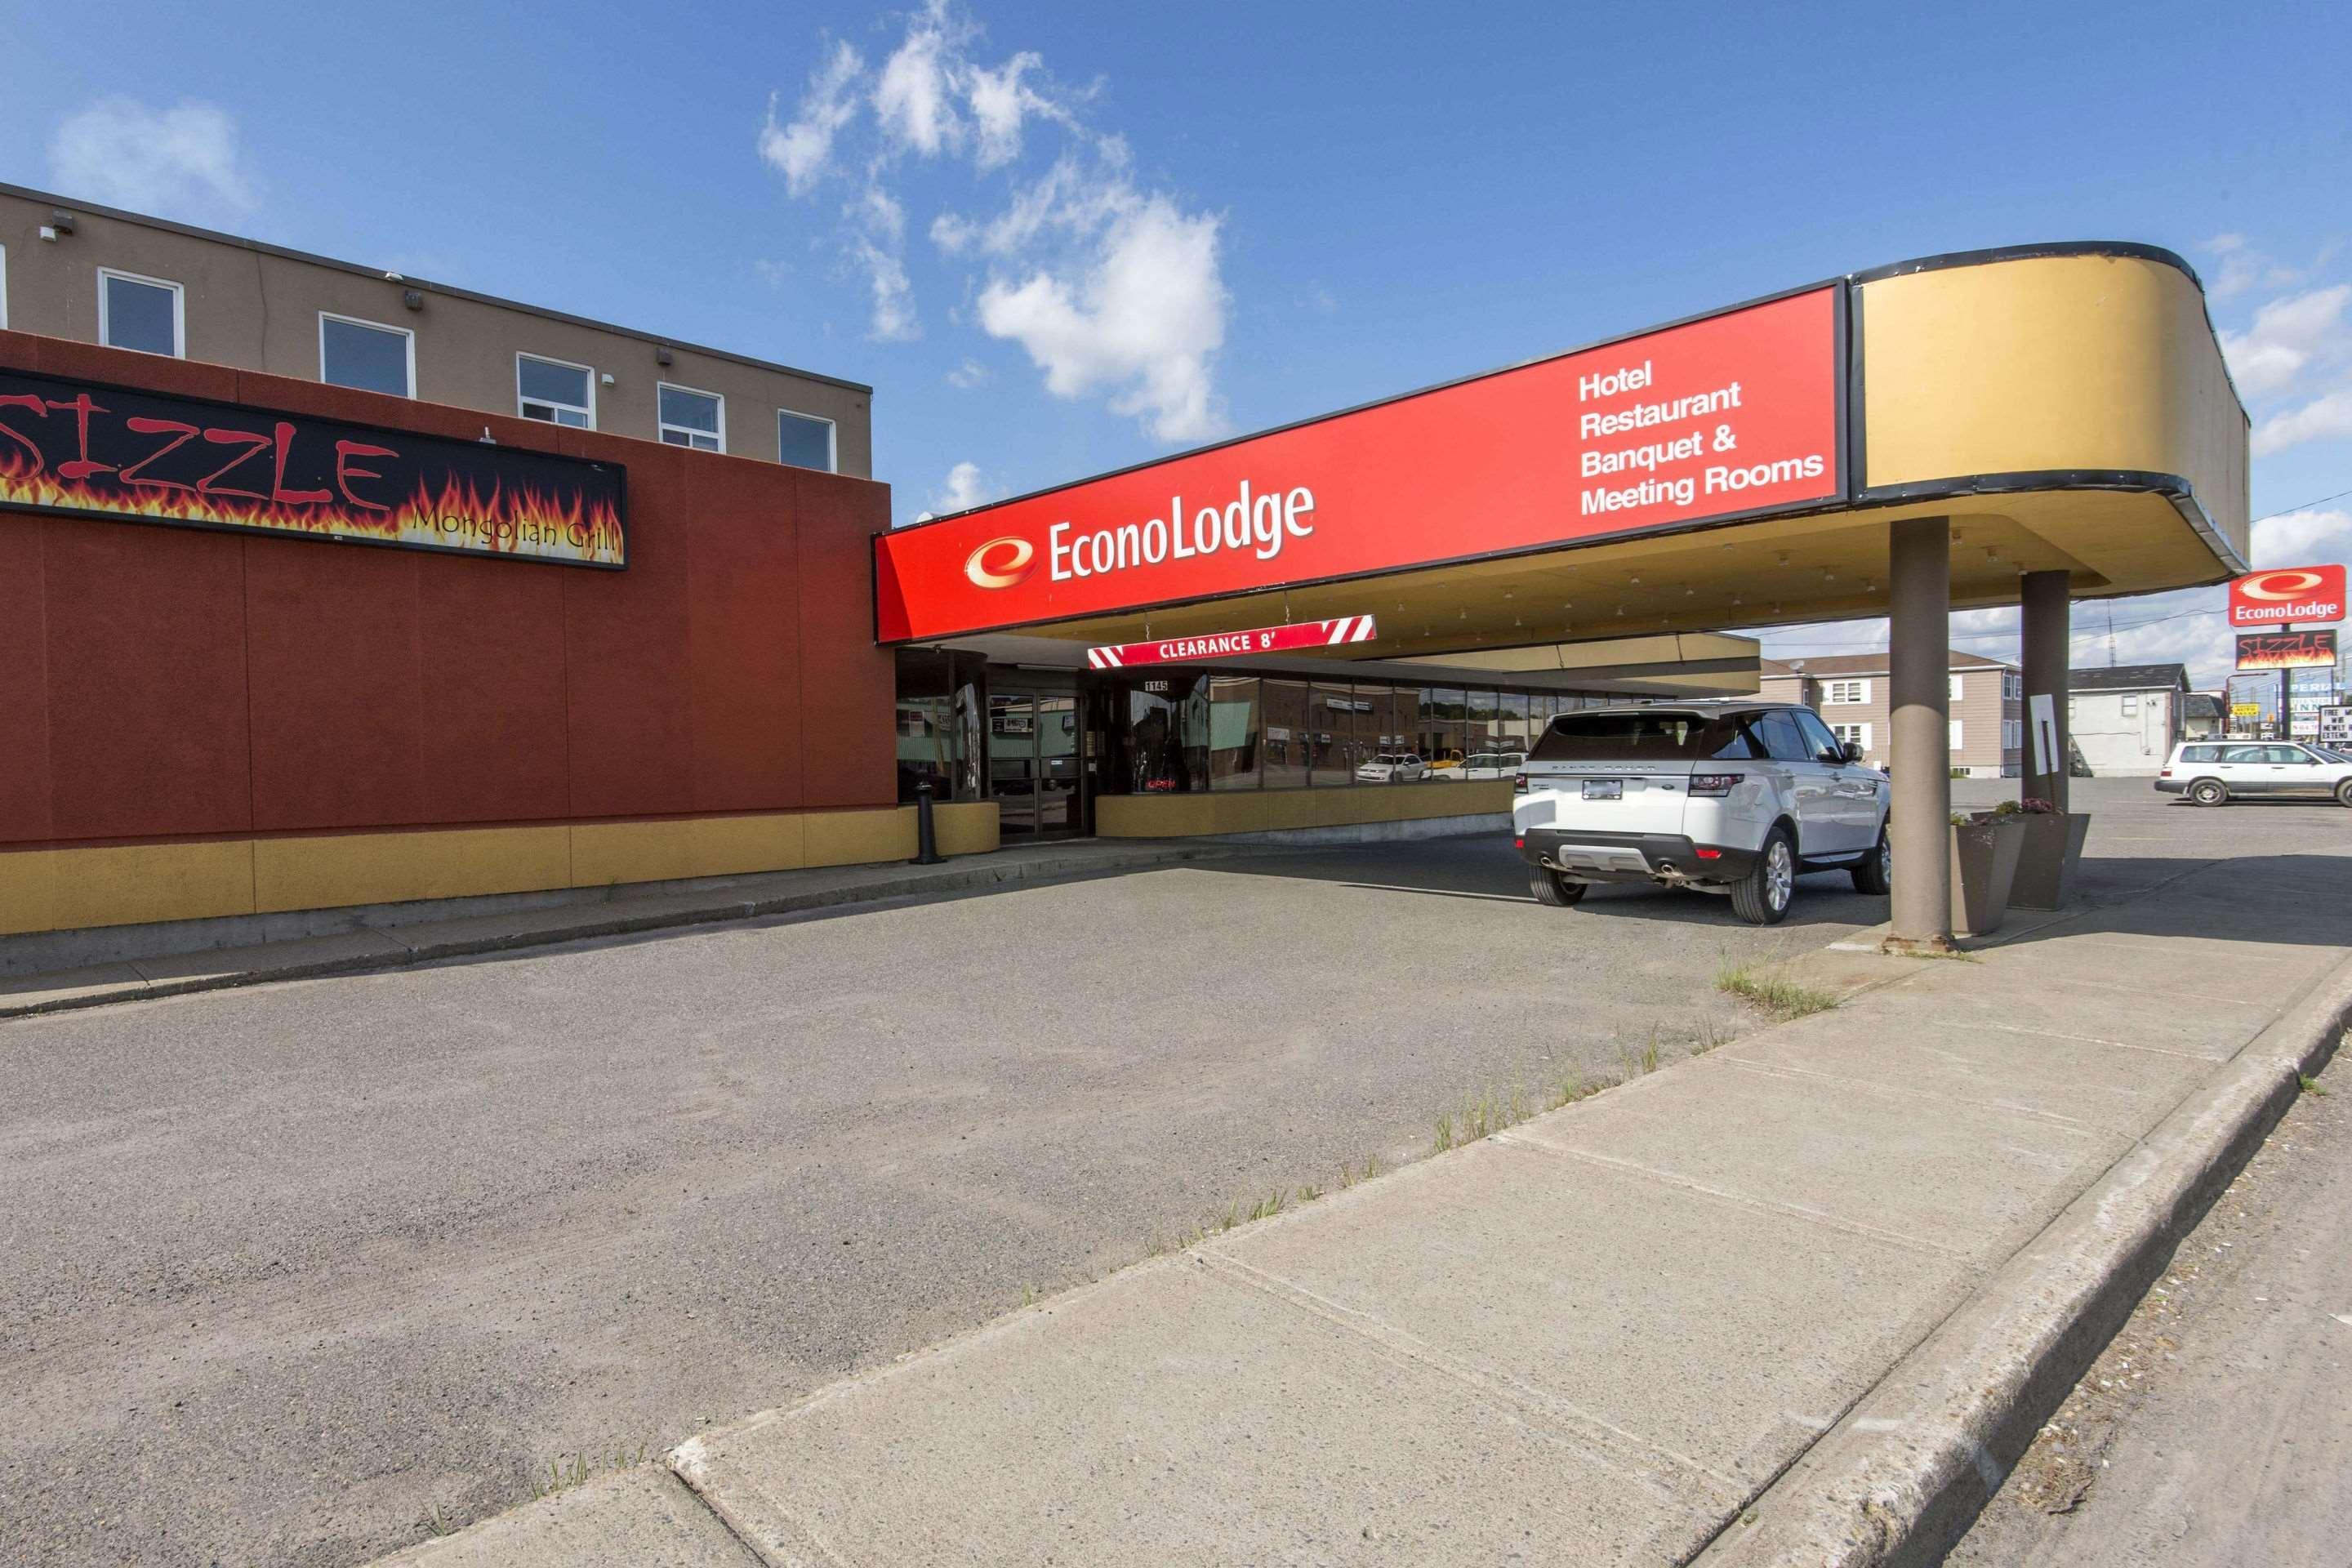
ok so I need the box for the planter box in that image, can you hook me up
[1949,816,2025,936]
[2008,812,2091,911]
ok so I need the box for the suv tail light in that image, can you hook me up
[1689,773,1740,796]
[1513,773,1529,793]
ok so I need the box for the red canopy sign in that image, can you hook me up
[876,285,1843,642]
[2228,565,2345,628]
[1085,614,1376,670]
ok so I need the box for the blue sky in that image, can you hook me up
[7,0,2349,688]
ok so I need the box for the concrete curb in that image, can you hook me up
[1697,948,2352,1568]
[0,844,1236,1022]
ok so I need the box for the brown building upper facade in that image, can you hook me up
[1761,650,2024,777]
[0,181,871,478]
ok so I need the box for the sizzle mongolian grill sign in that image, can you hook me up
[0,370,626,568]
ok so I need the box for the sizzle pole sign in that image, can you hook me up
[875,286,1842,642]
[0,369,626,567]
[2234,629,2338,671]
[1085,614,1376,670]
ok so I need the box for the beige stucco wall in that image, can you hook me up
[0,189,872,477]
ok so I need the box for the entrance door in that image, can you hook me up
[989,691,1085,840]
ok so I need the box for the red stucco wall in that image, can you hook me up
[0,329,894,849]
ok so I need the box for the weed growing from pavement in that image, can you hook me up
[1714,957,1842,1020]
[528,1446,648,1502]
[2302,1074,2331,1096]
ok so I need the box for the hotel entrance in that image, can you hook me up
[987,681,1088,840]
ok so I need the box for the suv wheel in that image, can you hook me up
[2337,779,2352,808]
[1731,827,1795,925]
[1851,820,1891,895]
[2189,778,2228,807]
[1529,866,1588,907]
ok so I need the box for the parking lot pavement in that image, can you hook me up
[6,777,2336,1566]
[1,834,1879,1568]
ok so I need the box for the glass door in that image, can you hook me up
[990,692,1041,838]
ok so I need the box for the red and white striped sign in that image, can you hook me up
[1085,615,1377,670]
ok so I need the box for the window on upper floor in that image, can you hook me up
[319,314,415,398]
[658,384,724,452]
[1949,672,1967,702]
[1824,679,1869,705]
[778,408,837,472]
[518,354,595,428]
[2121,693,2140,716]
[99,269,185,357]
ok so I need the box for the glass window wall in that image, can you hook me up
[1209,676,1262,791]
[1261,679,1312,788]
[1307,680,1358,786]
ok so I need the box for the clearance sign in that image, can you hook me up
[875,286,1842,641]
[0,368,626,568]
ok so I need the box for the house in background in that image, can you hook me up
[1758,652,2023,776]
[2182,691,2227,740]
[2069,664,2190,775]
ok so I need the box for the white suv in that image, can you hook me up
[2157,741,2352,806]
[1513,702,1891,924]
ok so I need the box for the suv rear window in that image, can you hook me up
[1529,710,1761,762]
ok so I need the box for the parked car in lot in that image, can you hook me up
[1512,701,1891,924]
[1356,752,1430,783]
[1423,748,1468,780]
[2157,741,2352,806]
[1460,751,1526,781]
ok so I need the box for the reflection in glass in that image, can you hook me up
[1209,677,1262,790]
[1116,675,1208,793]
[1308,681,1357,786]
[1261,679,1311,788]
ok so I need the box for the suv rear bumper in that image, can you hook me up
[2152,777,2188,794]
[1517,827,1757,886]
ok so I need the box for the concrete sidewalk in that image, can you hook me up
[0,838,1236,1020]
[380,845,2352,1568]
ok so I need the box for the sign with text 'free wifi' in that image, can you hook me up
[875,287,1843,642]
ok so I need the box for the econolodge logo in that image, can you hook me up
[964,536,1037,590]
[2227,564,2346,628]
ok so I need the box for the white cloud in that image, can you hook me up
[757,2,1230,440]
[947,357,989,388]
[2252,506,2352,566]
[874,1,963,158]
[977,189,1227,440]
[49,97,258,220]
[2221,284,2350,401]
[933,460,990,513]
[759,40,865,197]
[2253,388,2352,457]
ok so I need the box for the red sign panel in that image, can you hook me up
[876,286,1842,641]
[2228,565,2345,628]
[1086,614,1376,670]
[2236,629,2338,671]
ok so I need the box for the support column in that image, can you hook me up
[2019,570,2071,811]
[1886,517,1953,951]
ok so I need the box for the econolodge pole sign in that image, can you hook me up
[875,286,1843,641]
[2227,565,2345,627]
[0,368,626,568]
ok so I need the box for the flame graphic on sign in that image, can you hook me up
[0,463,624,564]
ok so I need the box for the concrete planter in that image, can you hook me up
[1949,816,2025,937]
[2007,812,2091,911]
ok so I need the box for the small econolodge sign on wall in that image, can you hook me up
[0,368,626,568]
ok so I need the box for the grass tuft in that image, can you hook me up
[1715,958,1841,1021]
[528,1446,648,1502]
[2301,1074,2330,1097]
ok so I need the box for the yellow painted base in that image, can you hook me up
[0,800,1004,938]
[1095,781,1512,838]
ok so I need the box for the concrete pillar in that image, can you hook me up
[1887,517,1953,951]
[2019,570,2071,812]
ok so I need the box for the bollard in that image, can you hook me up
[911,777,947,865]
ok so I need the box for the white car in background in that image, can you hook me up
[2156,741,2352,806]
[1460,751,1526,781]
[1513,701,1891,924]
[1356,752,1430,783]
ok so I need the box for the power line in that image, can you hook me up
[2252,485,2352,523]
